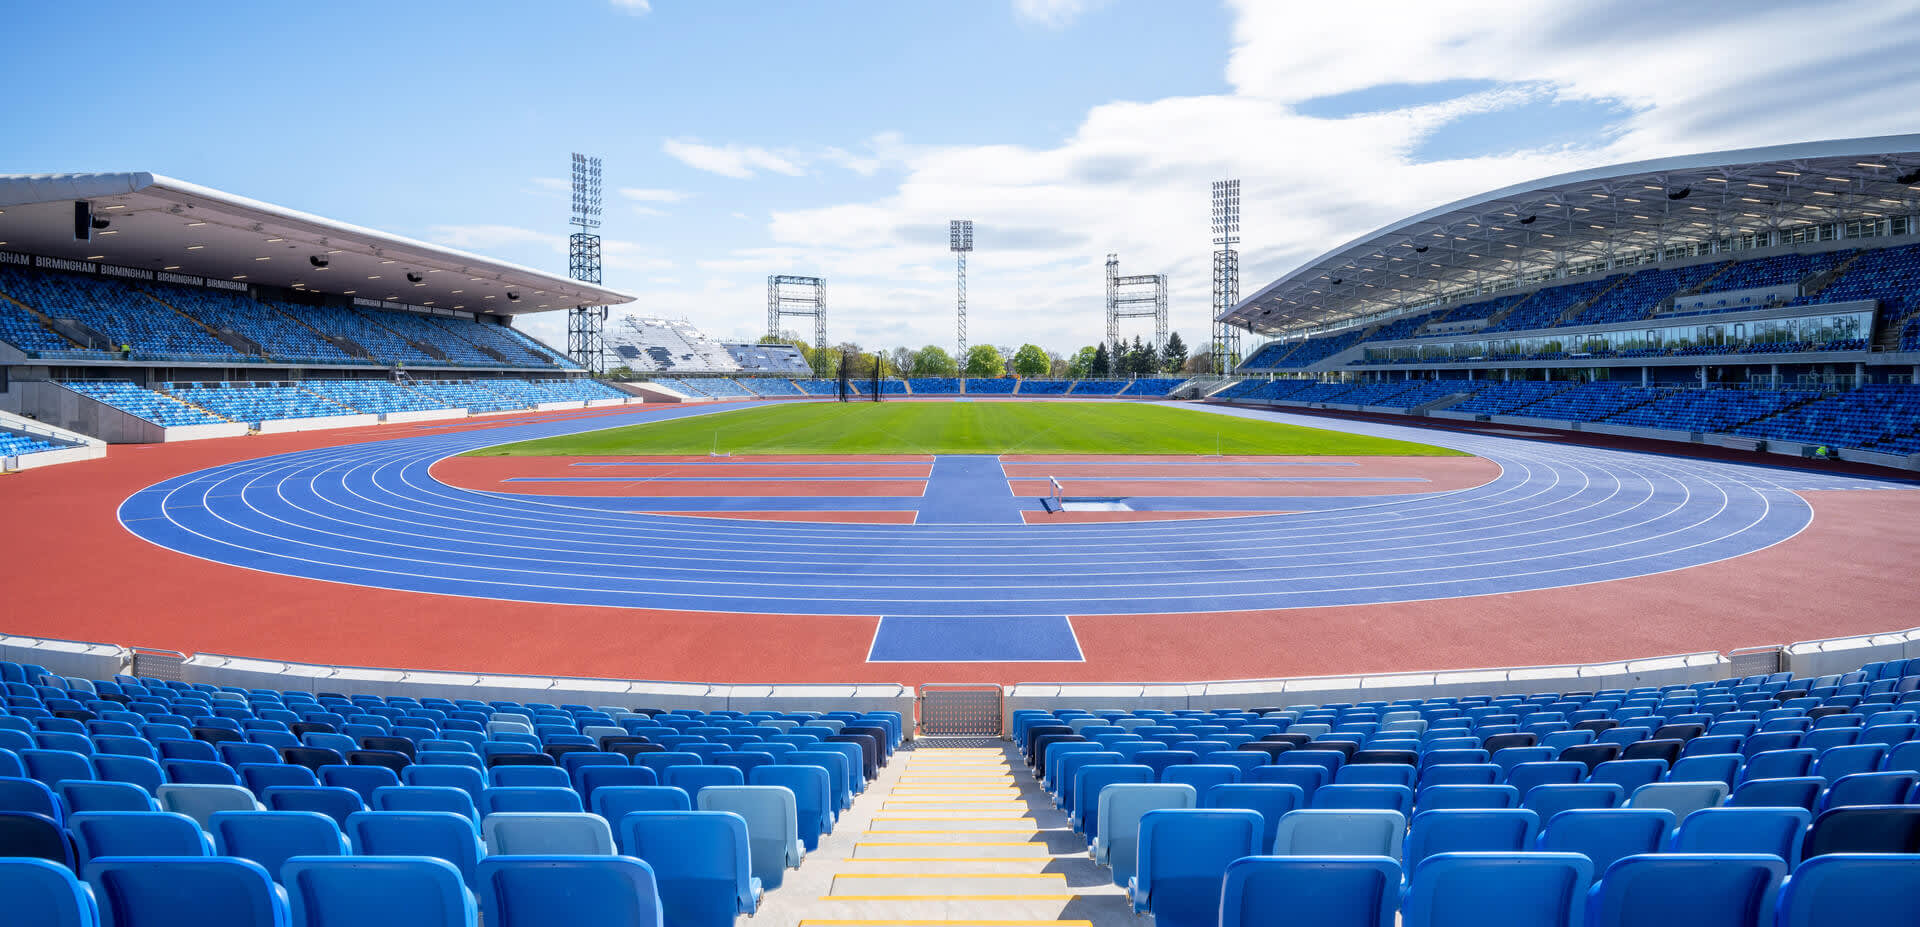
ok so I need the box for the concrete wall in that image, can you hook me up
[6,380,165,443]
[383,408,467,424]
[257,413,379,434]
[535,401,587,411]
[5,444,106,471]
[163,422,249,442]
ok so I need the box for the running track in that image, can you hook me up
[110,401,1910,665]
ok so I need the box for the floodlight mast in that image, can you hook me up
[567,152,607,374]
[1211,179,1242,375]
[951,219,972,377]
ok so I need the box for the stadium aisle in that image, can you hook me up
[760,743,1126,927]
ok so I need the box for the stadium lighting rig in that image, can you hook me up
[951,219,972,376]
[1212,179,1241,375]
[567,153,608,373]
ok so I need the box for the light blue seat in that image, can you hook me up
[476,856,663,927]
[283,856,475,927]
[1092,782,1196,880]
[56,781,156,813]
[85,857,288,927]
[1219,855,1400,927]
[1404,809,1542,870]
[157,783,261,827]
[664,766,744,806]
[482,812,616,855]
[1417,784,1520,810]
[750,765,832,851]
[1666,805,1810,867]
[1202,783,1304,853]
[1773,853,1920,927]
[343,811,485,886]
[0,858,98,927]
[616,811,761,927]
[480,787,584,815]
[209,810,349,880]
[1627,782,1727,821]
[1535,808,1675,874]
[68,811,213,864]
[1271,809,1407,861]
[1401,851,1592,927]
[1128,809,1263,927]
[696,786,804,890]
[1584,853,1785,927]
[371,785,479,823]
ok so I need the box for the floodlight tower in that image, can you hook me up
[1211,179,1242,375]
[950,219,972,375]
[566,153,608,374]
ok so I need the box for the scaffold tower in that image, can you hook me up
[1106,253,1168,353]
[766,275,827,349]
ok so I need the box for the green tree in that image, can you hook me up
[1011,343,1049,378]
[910,345,957,377]
[832,342,874,378]
[886,347,914,377]
[1161,332,1188,373]
[1066,346,1098,378]
[1089,342,1111,378]
[1047,350,1069,377]
[964,344,1006,379]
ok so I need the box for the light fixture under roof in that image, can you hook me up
[85,254,104,260]
[186,221,206,226]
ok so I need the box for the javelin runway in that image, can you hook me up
[117,402,1898,636]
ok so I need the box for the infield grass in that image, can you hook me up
[469,401,1465,457]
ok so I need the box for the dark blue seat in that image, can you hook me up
[1773,852,1920,927]
[476,856,663,927]
[210,810,350,880]
[1584,853,1785,927]
[574,765,659,801]
[616,811,760,927]
[85,857,288,927]
[1219,855,1399,927]
[68,811,212,863]
[283,856,475,927]
[1401,851,1592,927]
[0,811,74,866]
[0,857,97,927]
[1128,809,1263,927]
[1802,805,1920,858]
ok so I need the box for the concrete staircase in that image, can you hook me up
[758,742,1125,927]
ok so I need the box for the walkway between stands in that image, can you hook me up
[757,742,1126,927]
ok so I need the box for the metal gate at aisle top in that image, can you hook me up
[918,683,1003,736]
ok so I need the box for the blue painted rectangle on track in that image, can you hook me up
[867,615,1083,662]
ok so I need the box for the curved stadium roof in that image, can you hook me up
[0,172,633,315]
[1222,134,1920,336]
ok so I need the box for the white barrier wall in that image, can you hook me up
[5,444,107,471]
[257,413,380,434]
[383,408,467,424]
[585,398,628,408]
[534,401,586,411]
[162,422,249,442]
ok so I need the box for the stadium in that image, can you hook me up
[2,5,1919,926]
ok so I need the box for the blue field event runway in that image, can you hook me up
[117,401,1904,663]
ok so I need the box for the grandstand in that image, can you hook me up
[1217,137,1920,469]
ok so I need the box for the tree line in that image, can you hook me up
[750,331,1213,379]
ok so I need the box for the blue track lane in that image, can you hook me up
[117,401,1901,618]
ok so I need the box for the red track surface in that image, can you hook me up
[1,406,1915,685]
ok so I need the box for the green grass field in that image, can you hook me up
[471,401,1464,457]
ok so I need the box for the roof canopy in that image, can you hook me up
[0,172,633,315]
[1223,135,1920,336]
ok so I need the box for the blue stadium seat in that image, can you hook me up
[1667,805,1810,867]
[616,811,761,927]
[85,857,289,927]
[1202,783,1305,852]
[0,858,98,927]
[1773,853,1920,927]
[1535,808,1674,874]
[282,856,476,927]
[476,856,663,927]
[0,776,65,822]
[1727,776,1824,811]
[1418,784,1522,810]
[1404,809,1542,870]
[56,780,156,813]
[749,765,832,852]
[1585,853,1785,927]
[1219,855,1399,927]
[209,810,350,880]
[480,787,584,815]
[1401,851,1592,927]
[1127,809,1264,927]
[343,811,485,885]
[68,811,213,863]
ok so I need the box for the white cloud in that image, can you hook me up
[619,187,691,203]
[1013,0,1100,28]
[609,0,650,15]
[662,139,807,179]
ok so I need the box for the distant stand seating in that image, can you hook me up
[60,377,624,426]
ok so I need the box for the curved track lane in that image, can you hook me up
[117,401,1890,617]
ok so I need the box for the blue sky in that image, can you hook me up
[4,0,1918,355]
